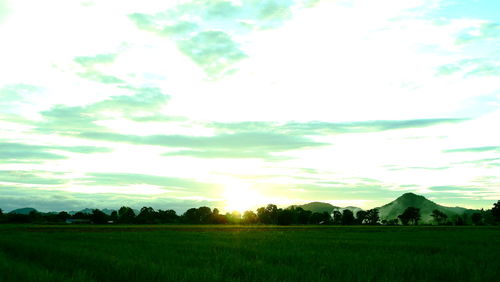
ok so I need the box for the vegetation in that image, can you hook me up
[398,207,421,225]
[0,224,499,281]
[377,193,479,223]
[1,199,499,280]
[1,199,499,226]
[431,209,448,225]
[492,200,500,221]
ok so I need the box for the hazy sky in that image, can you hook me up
[1,0,499,213]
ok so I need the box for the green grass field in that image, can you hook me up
[0,225,499,281]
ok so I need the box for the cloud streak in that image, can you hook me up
[0,142,111,163]
[211,118,467,135]
[444,146,500,153]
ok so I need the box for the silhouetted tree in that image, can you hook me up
[462,213,469,225]
[366,209,380,225]
[91,209,108,224]
[136,207,156,224]
[431,209,447,225]
[28,210,43,223]
[183,208,200,224]
[157,209,178,223]
[56,211,70,222]
[310,212,331,224]
[198,207,213,224]
[398,207,420,225]
[481,209,495,225]
[72,211,89,220]
[296,208,312,224]
[6,213,30,223]
[0,209,5,223]
[356,210,367,224]
[277,209,293,225]
[341,210,355,225]
[256,207,267,223]
[471,212,482,225]
[242,210,258,224]
[109,211,118,222]
[118,206,136,224]
[492,201,500,222]
[211,208,227,224]
[332,210,342,225]
[257,204,278,224]
[267,204,278,224]
[454,214,465,225]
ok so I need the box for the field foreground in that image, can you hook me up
[0,225,499,281]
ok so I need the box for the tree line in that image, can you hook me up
[1,201,499,225]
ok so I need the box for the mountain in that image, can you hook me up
[377,193,477,223]
[292,202,339,214]
[102,209,117,215]
[68,208,93,215]
[333,206,364,215]
[68,208,117,215]
[9,207,37,215]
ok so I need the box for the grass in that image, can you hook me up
[0,225,499,281]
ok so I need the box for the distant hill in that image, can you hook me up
[69,208,117,215]
[292,202,339,214]
[333,206,364,215]
[377,193,477,223]
[9,207,37,215]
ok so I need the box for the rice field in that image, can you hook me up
[0,224,499,281]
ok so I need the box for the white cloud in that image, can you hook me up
[1,0,499,210]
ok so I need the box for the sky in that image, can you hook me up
[0,0,499,213]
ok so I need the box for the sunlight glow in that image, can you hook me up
[222,180,266,213]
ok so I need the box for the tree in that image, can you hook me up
[277,209,293,225]
[454,214,465,225]
[296,208,312,224]
[0,208,5,223]
[356,210,367,224]
[310,212,331,224]
[430,209,448,225]
[180,207,213,224]
[398,207,420,225]
[366,209,380,225]
[332,210,342,225]
[211,208,227,224]
[197,207,213,224]
[242,210,258,224]
[492,201,500,222]
[136,207,156,224]
[118,206,136,224]
[257,204,278,224]
[157,209,178,223]
[256,207,268,224]
[266,204,278,224]
[7,213,30,223]
[91,209,108,224]
[109,211,118,222]
[183,208,199,223]
[341,210,355,225]
[471,212,482,225]
[28,210,43,223]
[56,211,70,222]
[72,211,89,220]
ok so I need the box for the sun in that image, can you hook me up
[222,181,265,213]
